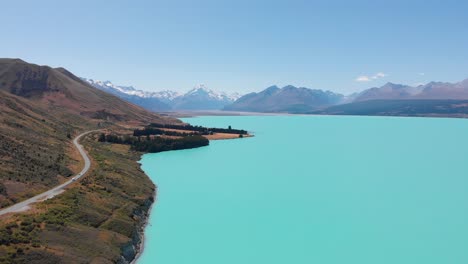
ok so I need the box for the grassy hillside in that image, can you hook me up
[0,90,78,208]
[0,133,155,263]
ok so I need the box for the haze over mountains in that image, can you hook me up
[83,78,241,111]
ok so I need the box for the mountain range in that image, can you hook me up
[224,79,468,114]
[353,79,468,101]
[83,75,468,116]
[83,78,241,111]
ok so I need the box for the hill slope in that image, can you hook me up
[0,59,176,263]
[0,59,174,206]
[0,59,170,124]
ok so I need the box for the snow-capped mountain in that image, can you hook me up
[83,79,135,94]
[171,84,241,110]
[82,78,241,111]
[83,78,179,99]
[185,84,242,101]
[152,90,181,102]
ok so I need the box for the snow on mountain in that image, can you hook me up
[184,84,242,101]
[152,90,181,101]
[228,92,242,101]
[82,78,175,99]
[81,78,172,111]
[81,78,241,110]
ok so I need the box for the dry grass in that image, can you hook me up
[204,133,252,140]
[159,128,252,140]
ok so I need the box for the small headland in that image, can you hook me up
[98,123,252,153]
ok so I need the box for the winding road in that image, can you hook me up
[0,130,96,217]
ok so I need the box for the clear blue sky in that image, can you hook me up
[1,0,467,94]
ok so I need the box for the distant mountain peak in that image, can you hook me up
[187,84,212,94]
[182,84,242,102]
[193,83,209,90]
[282,85,297,89]
[262,85,281,95]
[225,84,344,113]
[381,82,407,89]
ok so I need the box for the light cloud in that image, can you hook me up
[355,72,387,82]
[418,72,425,76]
[372,72,387,79]
[355,76,371,82]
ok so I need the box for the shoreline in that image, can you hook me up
[130,183,157,264]
[128,127,251,263]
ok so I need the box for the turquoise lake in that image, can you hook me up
[138,115,468,264]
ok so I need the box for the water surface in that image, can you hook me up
[139,115,468,264]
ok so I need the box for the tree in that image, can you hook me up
[98,133,106,142]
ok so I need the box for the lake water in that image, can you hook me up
[138,115,468,264]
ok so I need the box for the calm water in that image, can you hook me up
[138,115,468,264]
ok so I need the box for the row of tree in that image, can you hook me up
[98,133,209,153]
[148,123,248,135]
[131,136,209,153]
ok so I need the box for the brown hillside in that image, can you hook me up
[0,58,181,262]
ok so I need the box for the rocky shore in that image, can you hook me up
[119,193,155,264]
